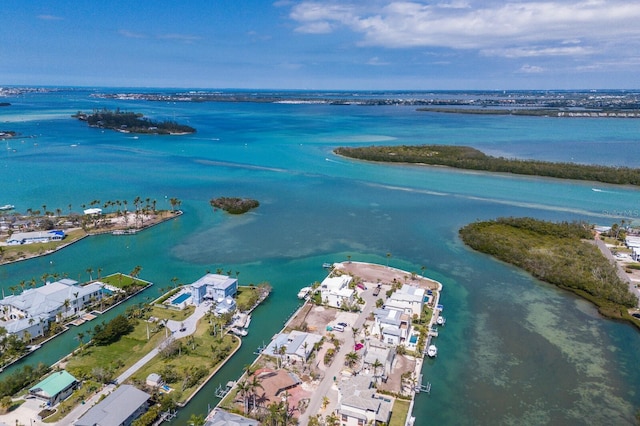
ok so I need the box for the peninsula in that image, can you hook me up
[334,145,640,186]
[459,217,639,326]
[73,109,196,135]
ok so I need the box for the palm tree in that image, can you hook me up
[63,299,71,318]
[236,380,251,415]
[86,267,93,281]
[372,358,383,384]
[130,265,142,279]
[187,414,205,426]
[345,351,359,368]
[246,374,264,412]
[386,252,392,267]
[76,332,85,350]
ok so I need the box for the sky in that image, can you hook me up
[1,0,640,90]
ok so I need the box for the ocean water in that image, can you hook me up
[1,89,640,425]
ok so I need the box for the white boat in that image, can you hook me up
[297,286,311,299]
[0,204,15,211]
[436,315,445,325]
[230,327,248,337]
[427,344,438,358]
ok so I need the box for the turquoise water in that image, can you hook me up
[1,89,640,425]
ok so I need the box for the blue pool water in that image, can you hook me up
[172,293,191,305]
[410,335,418,344]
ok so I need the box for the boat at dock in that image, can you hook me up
[229,327,248,337]
[0,204,15,211]
[112,229,138,235]
[436,315,446,325]
[427,344,438,358]
[297,286,312,299]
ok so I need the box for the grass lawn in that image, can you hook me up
[148,305,195,322]
[126,315,239,404]
[100,273,149,289]
[389,399,411,426]
[65,318,166,380]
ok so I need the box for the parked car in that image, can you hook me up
[333,324,345,332]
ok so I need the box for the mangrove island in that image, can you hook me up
[334,145,640,186]
[210,197,260,215]
[73,108,196,135]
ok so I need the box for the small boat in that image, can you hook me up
[297,287,311,299]
[427,344,438,358]
[0,204,15,211]
[436,315,445,326]
[230,327,248,337]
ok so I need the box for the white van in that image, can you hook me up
[332,324,344,332]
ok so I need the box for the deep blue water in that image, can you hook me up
[1,88,640,425]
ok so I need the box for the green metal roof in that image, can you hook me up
[29,370,78,397]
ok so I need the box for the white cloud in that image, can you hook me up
[519,64,545,73]
[367,56,390,65]
[287,1,640,58]
[119,30,147,39]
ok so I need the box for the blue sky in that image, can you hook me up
[2,0,639,90]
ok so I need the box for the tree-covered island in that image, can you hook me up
[459,217,639,327]
[334,145,640,186]
[73,108,195,135]
[210,197,260,214]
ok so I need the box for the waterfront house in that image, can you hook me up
[320,275,355,309]
[384,284,425,318]
[362,343,395,380]
[337,375,392,426]
[0,278,103,339]
[189,273,238,305]
[205,408,259,426]
[253,368,302,406]
[29,370,79,406]
[372,306,411,346]
[263,330,323,363]
[145,373,163,388]
[74,384,150,426]
[6,229,65,245]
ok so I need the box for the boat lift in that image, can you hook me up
[215,381,235,398]
[415,374,431,394]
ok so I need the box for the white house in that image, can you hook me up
[6,229,65,245]
[264,330,323,364]
[189,273,238,306]
[384,284,425,317]
[362,343,395,380]
[337,375,392,426]
[372,306,411,346]
[320,274,355,309]
[0,278,103,339]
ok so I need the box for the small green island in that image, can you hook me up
[210,197,260,214]
[459,217,639,326]
[73,108,196,135]
[334,145,640,186]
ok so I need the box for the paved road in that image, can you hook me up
[298,284,381,424]
[56,302,210,425]
[594,238,640,307]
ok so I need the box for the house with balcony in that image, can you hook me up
[372,306,411,346]
[0,278,103,339]
[189,273,238,306]
[384,284,425,318]
[337,375,392,426]
[319,274,354,309]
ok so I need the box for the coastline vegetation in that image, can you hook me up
[210,197,260,214]
[73,108,195,135]
[459,217,639,325]
[416,107,640,117]
[334,145,640,186]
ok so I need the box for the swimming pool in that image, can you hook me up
[172,292,191,305]
[409,335,418,344]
